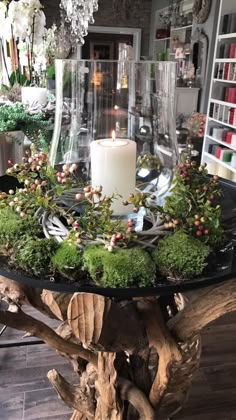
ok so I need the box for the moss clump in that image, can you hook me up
[0,207,40,247]
[152,231,210,280]
[13,237,58,276]
[51,241,83,275]
[83,246,156,287]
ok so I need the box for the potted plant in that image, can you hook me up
[0,0,47,104]
[0,103,51,175]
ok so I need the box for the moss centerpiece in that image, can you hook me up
[0,150,224,287]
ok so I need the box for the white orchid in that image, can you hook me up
[0,16,12,41]
[22,0,43,11]
[1,0,46,85]
[0,2,7,19]
[33,10,46,45]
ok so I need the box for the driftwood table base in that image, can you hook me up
[0,276,236,419]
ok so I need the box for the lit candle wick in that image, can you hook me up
[112,130,116,142]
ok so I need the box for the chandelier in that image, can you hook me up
[60,0,99,44]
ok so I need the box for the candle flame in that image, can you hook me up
[112,130,116,142]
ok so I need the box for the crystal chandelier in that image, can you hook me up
[60,0,99,44]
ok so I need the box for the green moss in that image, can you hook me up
[13,237,58,276]
[83,246,156,287]
[0,207,40,247]
[152,231,210,280]
[51,241,83,274]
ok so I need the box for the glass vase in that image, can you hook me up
[49,60,178,213]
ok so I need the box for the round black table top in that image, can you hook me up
[1,177,236,298]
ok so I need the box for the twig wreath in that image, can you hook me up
[0,149,223,287]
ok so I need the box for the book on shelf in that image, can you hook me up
[222,63,236,81]
[225,87,236,103]
[221,13,236,34]
[229,44,236,58]
[229,108,236,126]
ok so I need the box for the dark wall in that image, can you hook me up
[41,0,152,56]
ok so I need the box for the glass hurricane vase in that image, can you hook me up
[49,60,179,212]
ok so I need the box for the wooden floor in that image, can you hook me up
[1,307,236,420]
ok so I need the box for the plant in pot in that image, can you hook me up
[0,0,47,105]
[0,103,51,176]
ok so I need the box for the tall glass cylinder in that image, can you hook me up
[49,60,178,210]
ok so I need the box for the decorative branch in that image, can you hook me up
[47,369,95,419]
[118,377,156,420]
[169,279,236,341]
[68,293,148,353]
[0,308,97,366]
[136,298,182,408]
[95,353,123,419]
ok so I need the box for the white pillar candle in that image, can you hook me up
[90,133,137,216]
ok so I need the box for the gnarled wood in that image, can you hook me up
[0,308,97,366]
[55,322,87,374]
[169,279,236,341]
[70,410,86,420]
[1,275,236,419]
[68,293,148,353]
[136,298,182,408]
[0,276,29,305]
[48,369,95,419]
[95,353,123,419]
[41,290,72,321]
[118,378,156,420]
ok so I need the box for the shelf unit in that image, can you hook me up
[152,1,194,61]
[201,0,236,182]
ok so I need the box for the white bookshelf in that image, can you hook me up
[201,0,236,182]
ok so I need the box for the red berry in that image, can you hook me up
[31,184,36,190]
[116,233,123,240]
[173,219,179,225]
[204,229,209,235]
[199,225,204,231]
[8,159,13,165]
[73,222,80,230]
[194,220,200,226]
[196,230,203,236]
[203,185,208,192]
[179,163,185,169]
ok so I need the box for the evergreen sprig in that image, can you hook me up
[0,103,51,148]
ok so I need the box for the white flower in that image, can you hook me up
[22,0,43,11]
[0,16,12,40]
[33,10,46,45]
[8,0,20,23]
[0,2,7,20]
